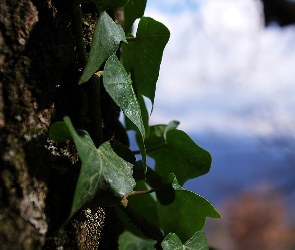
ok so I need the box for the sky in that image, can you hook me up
[138,0,295,138]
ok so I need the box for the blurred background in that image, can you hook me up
[129,0,295,249]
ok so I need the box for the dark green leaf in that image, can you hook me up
[125,93,150,138]
[132,163,175,205]
[155,182,175,206]
[116,180,160,238]
[119,231,155,250]
[142,124,212,186]
[164,120,180,140]
[104,54,145,139]
[63,117,135,217]
[123,0,147,33]
[157,174,221,243]
[110,139,136,165]
[103,55,147,169]
[161,232,209,250]
[123,17,170,105]
[145,167,175,205]
[132,160,145,181]
[48,121,72,143]
[128,180,160,228]
[79,12,127,84]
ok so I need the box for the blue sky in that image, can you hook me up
[145,0,202,13]
[140,0,295,138]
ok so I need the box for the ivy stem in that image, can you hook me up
[71,3,88,66]
[71,3,102,147]
[121,186,162,207]
[126,37,136,41]
[120,195,164,245]
[132,142,167,155]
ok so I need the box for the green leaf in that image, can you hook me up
[110,139,136,165]
[94,0,128,12]
[104,54,147,169]
[157,174,221,243]
[104,54,145,138]
[48,121,72,143]
[79,12,127,84]
[125,93,150,138]
[164,120,180,140]
[116,180,159,238]
[128,180,160,228]
[119,231,155,250]
[123,0,147,33]
[132,160,146,181]
[161,232,209,250]
[132,163,175,205]
[63,117,135,217]
[123,17,170,105]
[142,124,212,186]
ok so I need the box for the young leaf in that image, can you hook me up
[63,117,135,217]
[104,54,147,169]
[123,17,170,105]
[157,174,221,243]
[161,232,209,250]
[119,231,155,250]
[123,0,147,33]
[163,120,180,140]
[79,12,127,84]
[141,124,212,186]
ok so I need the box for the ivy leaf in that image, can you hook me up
[161,232,209,250]
[132,160,146,181]
[110,139,136,166]
[123,0,147,33]
[123,17,170,105]
[133,161,176,204]
[117,180,160,238]
[104,54,145,138]
[104,54,146,169]
[128,180,160,228]
[125,93,150,138]
[140,124,212,186]
[119,231,155,250]
[63,116,135,217]
[48,121,72,143]
[163,120,180,140]
[157,174,221,243]
[79,12,127,84]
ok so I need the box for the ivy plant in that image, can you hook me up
[49,0,221,248]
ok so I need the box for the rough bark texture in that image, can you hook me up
[0,0,124,249]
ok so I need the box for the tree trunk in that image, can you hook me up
[0,1,124,248]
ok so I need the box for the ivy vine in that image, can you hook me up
[49,0,221,249]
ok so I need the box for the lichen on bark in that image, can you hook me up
[0,0,125,249]
[0,0,77,248]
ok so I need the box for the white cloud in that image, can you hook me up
[140,0,295,136]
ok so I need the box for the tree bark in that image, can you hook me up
[0,0,124,249]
